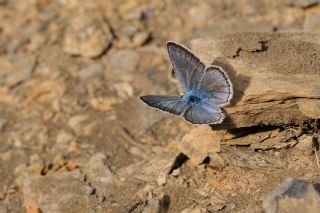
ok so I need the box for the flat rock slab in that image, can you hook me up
[191,32,320,129]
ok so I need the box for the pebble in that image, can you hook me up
[178,126,221,165]
[263,178,320,213]
[63,13,113,58]
[107,49,140,76]
[0,55,36,87]
[84,152,113,185]
[132,31,151,46]
[78,62,104,80]
[68,114,95,136]
[294,134,315,155]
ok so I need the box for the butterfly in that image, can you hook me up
[140,41,233,124]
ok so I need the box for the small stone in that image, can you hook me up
[56,131,74,145]
[294,134,315,155]
[79,63,104,80]
[207,152,226,168]
[132,31,151,46]
[170,168,180,177]
[263,178,320,213]
[304,12,320,31]
[157,172,167,186]
[0,55,36,87]
[63,13,113,58]
[106,49,140,79]
[112,82,134,99]
[178,126,221,165]
[68,115,95,136]
[83,153,113,188]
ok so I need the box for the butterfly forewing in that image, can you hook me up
[201,66,233,106]
[140,95,187,115]
[167,42,205,91]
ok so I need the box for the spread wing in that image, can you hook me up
[140,95,187,116]
[201,65,233,106]
[167,41,205,91]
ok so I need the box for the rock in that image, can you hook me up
[178,126,221,165]
[83,153,113,189]
[294,134,315,155]
[68,115,95,136]
[304,12,320,31]
[207,152,226,168]
[132,31,151,46]
[63,13,113,58]
[22,170,97,212]
[0,55,36,87]
[56,131,74,145]
[112,82,134,99]
[78,63,104,80]
[6,24,42,54]
[191,32,320,129]
[0,118,7,132]
[105,49,140,80]
[292,0,319,8]
[263,178,320,213]
[117,99,164,138]
[141,192,161,213]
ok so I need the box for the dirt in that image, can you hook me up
[0,0,320,213]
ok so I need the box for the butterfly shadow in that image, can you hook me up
[210,57,251,129]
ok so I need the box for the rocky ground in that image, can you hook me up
[1,0,320,212]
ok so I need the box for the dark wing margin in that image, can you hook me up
[200,65,233,106]
[140,95,187,116]
[167,41,206,91]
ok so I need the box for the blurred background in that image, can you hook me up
[0,0,320,212]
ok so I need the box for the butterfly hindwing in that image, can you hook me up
[140,95,187,116]
[201,65,233,106]
[167,42,205,91]
[183,102,225,124]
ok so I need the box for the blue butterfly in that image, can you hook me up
[140,41,233,124]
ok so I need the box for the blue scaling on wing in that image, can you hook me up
[183,101,225,124]
[140,95,187,115]
[200,65,233,106]
[167,42,205,91]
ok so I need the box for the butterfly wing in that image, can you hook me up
[183,102,225,124]
[167,42,205,91]
[140,95,187,116]
[201,65,233,106]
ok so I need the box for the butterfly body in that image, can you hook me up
[140,41,233,125]
[183,90,202,106]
